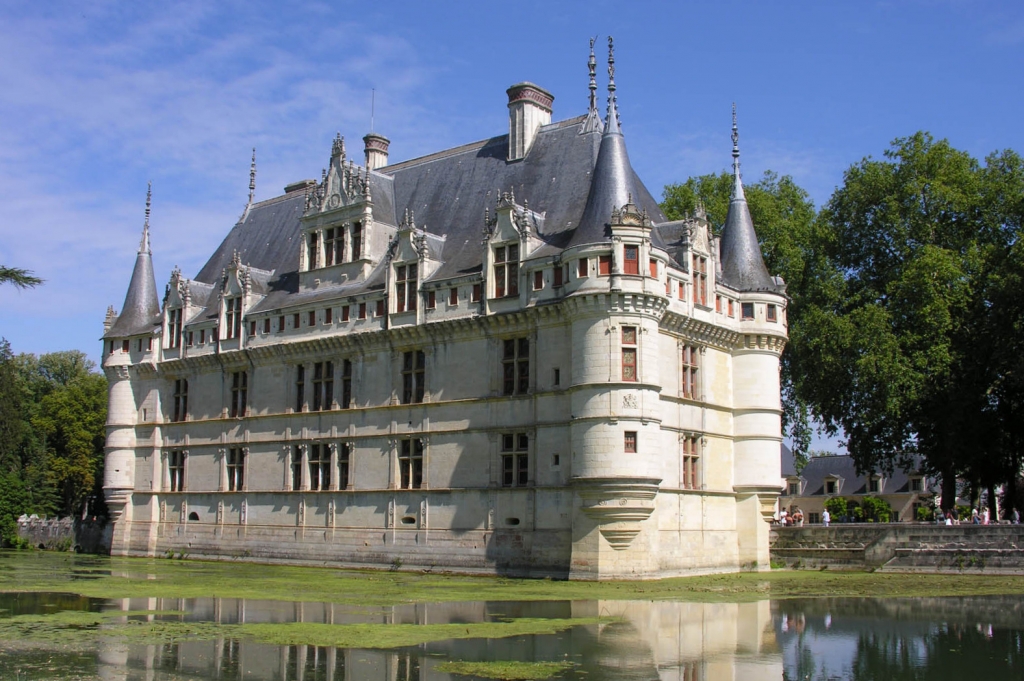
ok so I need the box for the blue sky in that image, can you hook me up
[2,1,1022,451]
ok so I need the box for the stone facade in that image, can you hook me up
[101,43,788,579]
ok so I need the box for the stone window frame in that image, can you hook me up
[501,337,530,396]
[229,370,248,418]
[167,449,187,492]
[401,350,426,405]
[624,431,638,454]
[621,326,638,382]
[682,434,701,490]
[500,432,530,487]
[492,243,520,299]
[691,253,708,307]
[395,262,418,313]
[166,307,183,349]
[681,344,700,400]
[226,447,246,492]
[224,296,243,340]
[172,378,188,423]
[399,438,424,490]
[312,360,334,412]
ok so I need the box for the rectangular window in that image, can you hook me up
[682,435,700,490]
[341,305,350,322]
[376,299,385,317]
[263,318,271,334]
[147,337,153,352]
[307,232,319,270]
[910,478,922,492]
[598,255,612,276]
[293,312,301,328]
[681,345,699,399]
[308,310,316,327]
[666,279,671,295]
[324,227,343,266]
[172,379,188,422]
[553,368,560,386]
[122,339,130,353]
[341,359,352,408]
[396,263,418,312]
[868,478,880,493]
[351,222,362,260]
[502,337,530,396]
[766,304,777,322]
[186,331,193,347]
[624,245,639,275]
[248,320,256,337]
[649,259,658,278]
[493,244,519,298]
[692,254,707,306]
[399,438,423,489]
[472,283,482,302]
[168,450,185,492]
[577,258,588,278]
[728,299,735,317]
[324,308,332,324]
[679,282,685,299]
[426,291,436,309]
[230,371,247,418]
[308,443,330,491]
[295,365,305,412]
[227,447,244,492]
[715,295,722,313]
[312,361,333,411]
[338,444,351,489]
[533,270,544,290]
[741,302,754,320]
[787,481,800,495]
[553,265,563,287]
[449,287,459,306]
[402,350,425,404]
[358,303,366,319]
[278,316,285,332]
[291,446,302,491]
[624,431,637,454]
[168,308,183,349]
[200,329,206,344]
[622,326,637,382]
[825,480,836,495]
[501,433,529,487]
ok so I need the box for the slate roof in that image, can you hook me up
[105,227,161,338]
[785,454,935,496]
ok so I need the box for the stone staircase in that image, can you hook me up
[770,524,1024,573]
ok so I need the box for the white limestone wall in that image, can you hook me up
[731,348,782,489]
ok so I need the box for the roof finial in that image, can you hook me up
[731,103,740,175]
[605,36,621,131]
[248,148,256,204]
[140,181,152,254]
[588,36,598,113]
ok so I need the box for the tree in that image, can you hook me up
[0,265,43,289]
[798,133,1024,512]
[662,171,826,460]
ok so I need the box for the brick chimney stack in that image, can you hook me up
[363,133,390,170]
[507,82,553,161]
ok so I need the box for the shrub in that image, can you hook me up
[824,496,849,520]
[861,496,893,523]
[916,506,934,522]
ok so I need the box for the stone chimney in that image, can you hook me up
[363,133,390,170]
[507,82,553,161]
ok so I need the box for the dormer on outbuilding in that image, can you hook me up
[300,134,397,288]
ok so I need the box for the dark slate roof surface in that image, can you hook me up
[106,230,162,338]
[791,454,933,496]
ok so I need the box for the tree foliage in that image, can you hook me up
[0,342,107,541]
[0,265,43,289]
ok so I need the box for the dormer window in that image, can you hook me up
[324,227,344,266]
[307,232,319,269]
[351,222,362,260]
[692,254,708,306]
[167,308,183,349]
[825,479,837,495]
[868,477,880,493]
[396,263,417,313]
[494,244,519,298]
[224,297,242,340]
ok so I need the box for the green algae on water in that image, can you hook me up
[437,660,576,680]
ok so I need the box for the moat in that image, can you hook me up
[2,552,1023,680]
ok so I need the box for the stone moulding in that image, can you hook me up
[573,476,661,550]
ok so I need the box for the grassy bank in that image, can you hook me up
[3,550,1024,604]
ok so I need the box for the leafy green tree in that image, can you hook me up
[0,265,43,289]
[662,171,826,460]
[824,496,849,520]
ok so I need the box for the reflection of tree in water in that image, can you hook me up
[851,626,1024,680]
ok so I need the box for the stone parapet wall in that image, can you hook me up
[770,524,1024,573]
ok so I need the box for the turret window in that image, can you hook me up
[598,255,612,276]
[622,326,637,382]
[741,303,754,320]
[224,297,242,339]
[493,244,519,298]
[767,304,778,322]
[624,245,639,275]
[396,263,418,312]
[624,431,637,453]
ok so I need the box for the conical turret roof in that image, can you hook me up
[719,107,776,291]
[106,187,162,338]
[568,37,640,247]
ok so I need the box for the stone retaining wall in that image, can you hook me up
[770,523,1024,573]
[15,517,112,554]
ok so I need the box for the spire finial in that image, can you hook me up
[248,148,256,204]
[731,103,740,174]
[588,36,598,113]
[140,181,152,254]
[607,36,616,97]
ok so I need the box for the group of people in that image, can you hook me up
[942,506,1020,525]
[778,507,810,526]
